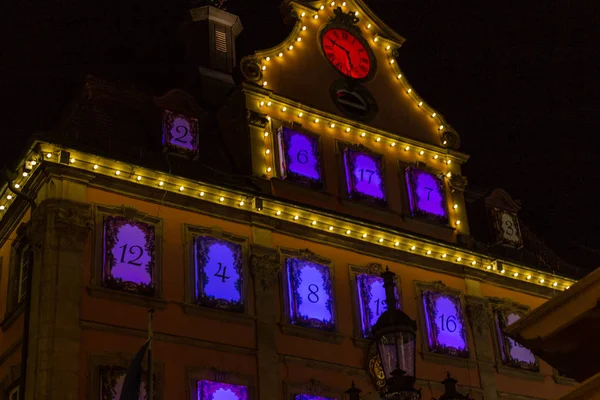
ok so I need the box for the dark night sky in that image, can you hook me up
[0,0,598,268]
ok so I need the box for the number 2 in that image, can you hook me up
[119,244,144,266]
[173,125,189,143]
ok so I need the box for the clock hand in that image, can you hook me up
[331,41,353,69]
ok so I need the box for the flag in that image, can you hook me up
[119,339,150,400]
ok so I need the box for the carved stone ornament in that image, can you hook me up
[122,206,138,221]
[240,56,263,83]
[449,174,468,192]
[28,199,93,249]
[367,344,386,391]
[302,378,330,396]
[246,109,269,128]
[441,130,461,150]
[297,248,320,263]
[250,245,281,290]
[210,367,229,383]
[465,296,492,335]
[429,280,450,294]
[329,7,360,26]
[366,263,383,275]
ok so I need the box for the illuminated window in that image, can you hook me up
[421,290,469,358]
[197,380,247,400]
[405,167,448,223]
[495,310,538,371]
[100,366,147,400]
[277,127,323,188]
[284,256,335,331]
[162,110,199,154]
[356,273,401,338]
[295,395,336,400]
[102,216,156,296]
[194,236,245,312]
[343,146,386,204]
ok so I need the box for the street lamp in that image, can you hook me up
[433,373,472,400]
[371,267,421,400]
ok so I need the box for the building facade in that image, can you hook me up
[0,1,586,399]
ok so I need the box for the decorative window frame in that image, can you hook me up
[273,121,326,191]
[182,224,253,324]
[87,352,165,400]
[185,367,254,400]
[1,223,29,331]
[279,248,342,343]
[0,364,21,400]
[337,141,388,208]
[162,109,200,159]
[402,163,450,225]
[90,205,166,309]
[349,263,402,346]
[489,208,523,248]
[488,298,543,381]
[414,281,474,367]
[285,378,344,400]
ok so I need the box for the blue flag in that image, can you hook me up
[119,339,150,400]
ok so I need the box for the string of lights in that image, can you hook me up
[0,142,573,291]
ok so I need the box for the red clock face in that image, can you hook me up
[321,28,372,79]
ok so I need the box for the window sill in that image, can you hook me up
[181,303,256,325]
[553,374,577,386]
[0,302,25,332]
[86,286,168,310]
[280,323,344,344]
[496,364,544,382]
[422,350,473,369]
[352,336,374,349]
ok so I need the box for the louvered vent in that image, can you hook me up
[215,29,227,53]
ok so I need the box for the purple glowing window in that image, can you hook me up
[162,110,199,153]
[496,311,538,370]
[197,380,247,400]
[278,127,322,188]
[103,216,155,296]
[295,395,336,400]
[100,366,146,400]
[405,167,448,223]
[286,258,335,331]
[343,148,386,203]
[422,291,469,357]
[356,273,401,337]
[195,236,244,312]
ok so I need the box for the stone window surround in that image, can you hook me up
[285,378,345,400]
[488,297,544,382]
[86,352,165,400]
[182,224,254,324]
[348,262,402,348]
[1,223,29,331]
[89,204,166,309]
[279,247,343,344]
[185,367,254,400]
[414,280,476,368]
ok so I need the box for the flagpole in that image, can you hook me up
[147,309,154,400]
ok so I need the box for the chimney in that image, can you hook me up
[187,6,243,105]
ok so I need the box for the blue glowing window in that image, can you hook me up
[278,127,323,188]
[356,273,401,337]
[195,236,244,312]
[197,380,247,400]
[286,258,335,331]
[343,147,386,204]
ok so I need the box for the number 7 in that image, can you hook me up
[424,187,433,200]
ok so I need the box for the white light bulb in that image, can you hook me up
[159,181,164,186]
[93,165,99,170]
[179,186,184,191]
[219,197,225,202]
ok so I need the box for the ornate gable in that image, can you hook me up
[241,0,460,150]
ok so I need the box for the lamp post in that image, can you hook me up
[371,267,421,400]
[433,373,472,400]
